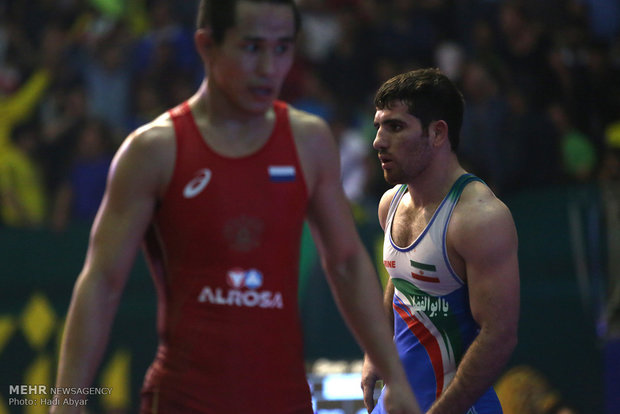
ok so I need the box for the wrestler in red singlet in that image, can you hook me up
[140,100,312,413]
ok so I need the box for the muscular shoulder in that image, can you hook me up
[287,105,332,146]
[378,186,401,230]
[450,181,518,261]
[286,105,337,195]
[112,112,176,197]
[125,112,175,154]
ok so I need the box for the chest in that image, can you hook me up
[154,147,309,268]
[390,202,436,248]
[387,202,466,283]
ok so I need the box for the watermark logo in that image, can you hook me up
[7,385,113,408]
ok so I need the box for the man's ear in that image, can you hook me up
[430,120,449,147]
[194,28,213,63]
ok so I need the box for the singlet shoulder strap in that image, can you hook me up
[385,184,408,230]
[167,101,197,143]
[270,100,292,141]
[168,101,191,119]
[435,173,486,232]
[447,173,485,203]
[273,99,288,113]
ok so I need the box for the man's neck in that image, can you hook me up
[186,80,276,158]
[406,153,465,208]
[190,79,271,125]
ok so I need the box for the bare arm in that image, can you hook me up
[427,191,520,414]
[362,278,395,411]
[296,115,419,414]
[377,188,398,331]
[361,188,399,411]
[52,127,168,413]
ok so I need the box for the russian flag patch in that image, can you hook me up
[268,165,296,182]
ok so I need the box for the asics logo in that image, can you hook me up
[183,168,212,198]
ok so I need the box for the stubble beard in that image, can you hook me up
[383,167,406,186]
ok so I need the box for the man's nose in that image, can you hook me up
[257,51,275,76]
[373,130,386,151]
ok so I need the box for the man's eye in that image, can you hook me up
[243,43,259,52]
[275,44,290,54]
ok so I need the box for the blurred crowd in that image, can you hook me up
[1,0,620,230]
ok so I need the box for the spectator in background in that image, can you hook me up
[0,121,47,228]
[434,41,465,82]
[547,102,597,183]
[318,7,375,109]
[39,82,90,197]
[466,18,507,81]
[458,60,510,193]
[331,110,372,206]
[0,60,52,150]
[4,0,614,204]
[496,0,561,109]
[297,0,343,63]
[370,0,438,68]
[502,87,562,193]
[127,80,166,132]
[82,24,132,142]
[579,0,620,43]
[51,118,113,231]
[131,0,200,109]
[579,40,620,150]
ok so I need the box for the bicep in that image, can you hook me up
[306,159,362,264]
[81,137,159,290]
[302,121,362,264]
[461,208,520,333]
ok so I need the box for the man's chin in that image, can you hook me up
[384,173,402,186]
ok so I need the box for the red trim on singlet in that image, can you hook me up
[394,301,444,400]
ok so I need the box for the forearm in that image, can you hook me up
[52,273,122,412]
[383,280,395,333]
[427,327,517,414]
[324,250,406,385]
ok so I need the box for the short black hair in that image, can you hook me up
[374,68,465,152]
[196,0,301,44]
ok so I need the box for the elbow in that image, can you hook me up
[506,332,518,357]
[505,317,519,352]
[480,322,518,361]
[321,248,363,286]
[500,326,518,360]
[73,268,125,306]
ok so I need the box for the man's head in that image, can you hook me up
[195,0,299,115]
[374,68,464,152]
[197,0,301,44]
